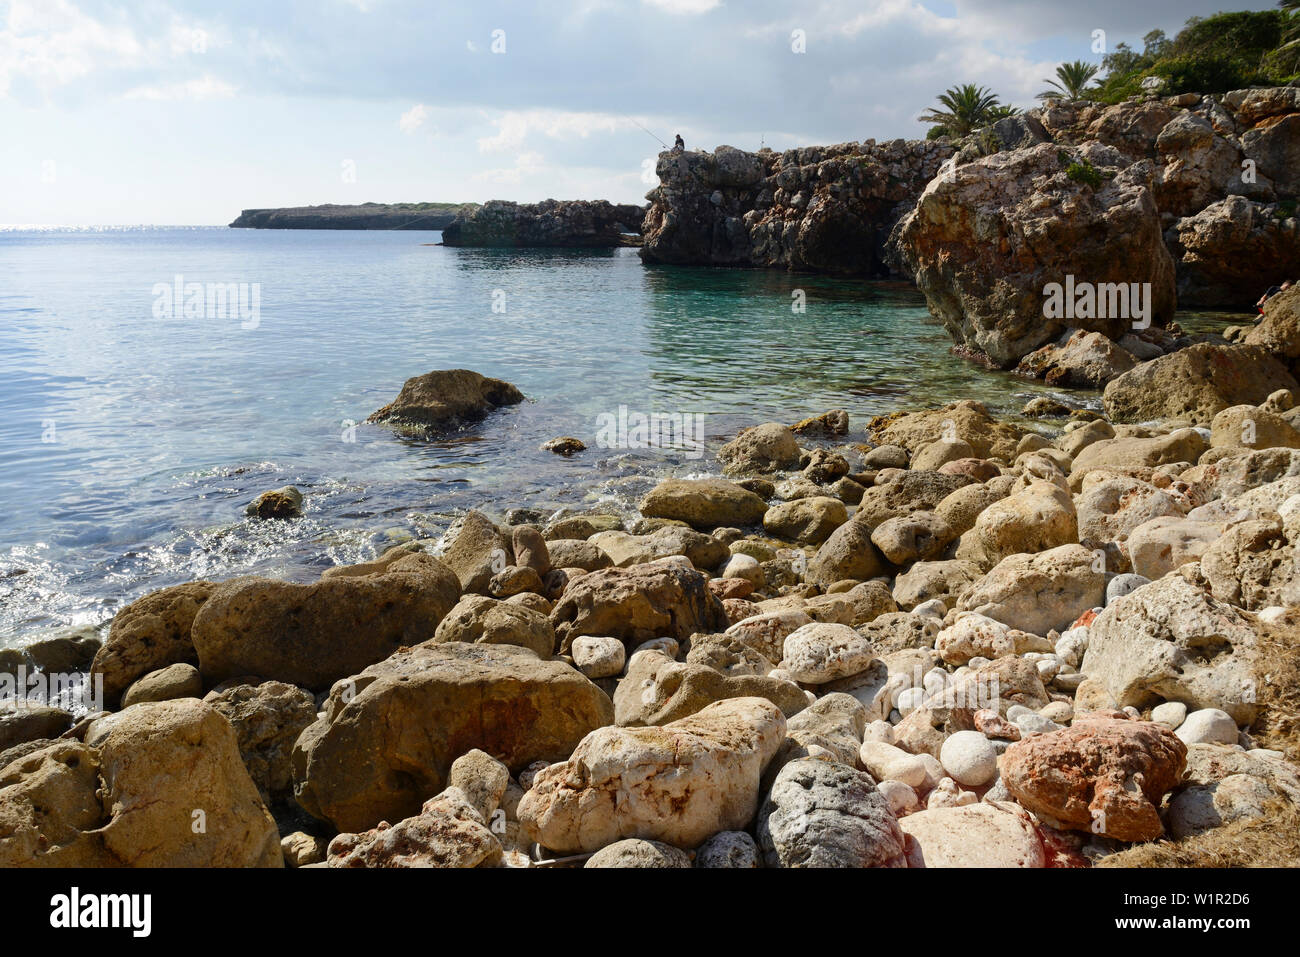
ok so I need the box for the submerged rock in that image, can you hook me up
[367,368,524,431]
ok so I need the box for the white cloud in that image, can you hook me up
[399,102,429,133]
[123,74,237,101]
[474,150,545,185]
[642,0,722,15]
[0,0,142,96]
[477,109,628,153]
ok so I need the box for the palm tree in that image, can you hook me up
[1037,61,1101,100]
[987,104,1022,120]
[918,84,1006,137]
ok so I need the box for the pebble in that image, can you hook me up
[939,730,998,787]
[1175,708,1239,745]
[1039,700,1073,724]
[859,740,929,789]
[1151,701,1188,730]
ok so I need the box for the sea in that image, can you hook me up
[0,225,1123,645]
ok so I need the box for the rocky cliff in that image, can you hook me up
[440,199,645,247]
[230,202,476,230]
[641,87,1299,369]
[640,141,953,277]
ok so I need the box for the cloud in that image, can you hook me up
[477,109,628,153]
[0,0,141,96]
[399,102,429,133]
[642,0,722,14]
[123,74,236,101]
[474,150,545,185]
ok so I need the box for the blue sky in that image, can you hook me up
[0,0,1267,224]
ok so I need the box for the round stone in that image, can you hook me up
[939,730,998,787]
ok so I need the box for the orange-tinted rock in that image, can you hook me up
[1002,718,1187,841]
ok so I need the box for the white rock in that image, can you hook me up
[863,719,895,744]
[939,730,998,787]
[913,599,946,619]
[917,753,945,790]
[1039,700,1073,725]
[876,779,919,816]
[1151,701,1188,730]
[780,622,877,684]
[896,687,927,716]
[570,636,627,679]
[859,740,928,788]
[1012,712,1062,736]
[1176,708,1238,746]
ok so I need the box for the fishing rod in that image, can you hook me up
[625,116,669,148]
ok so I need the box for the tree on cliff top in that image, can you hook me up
[1037,61,1101,101]
[918,84,1015,138]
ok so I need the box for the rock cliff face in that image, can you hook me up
[440,199,645,247]
[640,141,954,276]
[640,88,1298,368]
[230,202,475,229]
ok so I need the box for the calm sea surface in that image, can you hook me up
[0,226,1090,642]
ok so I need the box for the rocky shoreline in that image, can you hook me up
[229,202,476,230]
[4,284,1300,867]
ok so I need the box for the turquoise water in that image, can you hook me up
[0,226,1064,641]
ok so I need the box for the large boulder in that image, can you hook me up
[718,423,802,475]
[958,544,1107,636]
[639,478,768,529]
[756,758,906,868]
[1244,285,1300,362]
[90,581,215,706]
[431,595,555,659]
[1103,344,1298,425]
[439,511,512,595]
[1001,716,1187,841]
[1014,329,1137,388]
[518,697,786,853]
[896,142,1175,368]
[367,369,523,431]
[549,561,728,653]
[291,642,613,832]
[1081,573,1261,723]
[1167,197,1300,307]
[613,648,807,726]
[866,401,1024,463]
[0,699,281,866]
[203,679,318,802]
[190,550,461,692]
[967,480,1077,567]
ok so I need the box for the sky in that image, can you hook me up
[0,0,1270,225]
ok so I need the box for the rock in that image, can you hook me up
[1169,198,1300,307]
[685,632,774,678]
[694,830,761,868]
[0,705,73,753]
[934,479,1011,535]
[867,402,1026,463]
[439,511,511,595]
[120,662,202,707]
[870,512,955,566]
[779,623,877,684]
[367,369,524,431]
[1151,701,1188,730]
[1001,717,1187,841]
[899,801,1045,868]
[446,749,511,823]
[1211,404,1300,451]
[1107,573,1151,604]
[718,423,802,475]
[968,481,1077,567]
[773,693,867,772]
[545,539,613,572]
[1103,344,1299,425]
[911,438,974,472]
[246,485,303,519]
[441,198,644,247]
[1082,573,1260,724]
[292,642,613,832]
[763,497,847,545]
[550,561,728,653]
[519,697,786,853]
[1244,285,1300,360]
[281,831,327,867]
[934,614,1015,666]
[203,679,317,801]
[614,648,806,726]
[757,758,906,868]
[856,470,974,529]
[327,789,503,868]
[585,838,692,868]
[1198,518,1300,611]
[858,740,928,788]
[1057,418,1115,458]
[958,544,1107,636]
[541,436,586,455]
[640,478,768,529]
[724,609,814,663]
[0,700,281,866]
[90,581,215,706]
[1015,329,1137,388]
[806,521,891,587]
[1069,430,1209,489]
[191,550,461,692]
[1024,397,1074,418]
[571,636,626,679]
[431,595,555,659]
[892,559,981,611]
[1126,515,1224,580]
[1167,773,1275,839]
[791,409,849,437]
[1174,708,1238,746]
[938,730,998,787]
[896,142,1175,368]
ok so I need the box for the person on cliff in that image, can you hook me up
[673,133,684,152]
[1257,279,1294,314]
